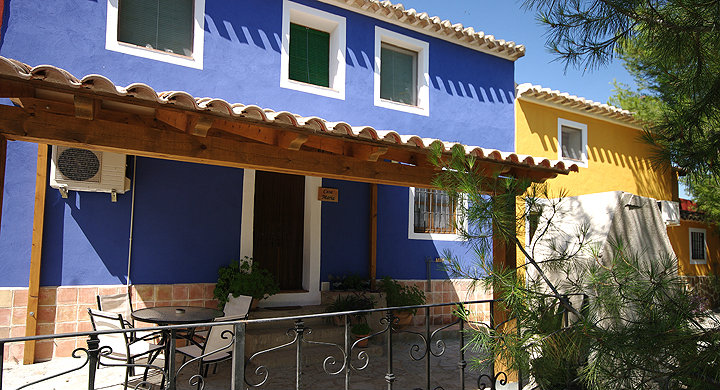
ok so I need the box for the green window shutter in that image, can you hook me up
[289,23,330,87]
[117,0,194,56]
[380,45,416,105]
[157,0,194,56]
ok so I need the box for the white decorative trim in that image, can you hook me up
[557,118,588,168]
[689,227,707,265]
[407,187,465,241]
[240,170,322,306]
[280,0,346,100]
[105,0,205,69]
[374,26,429,116]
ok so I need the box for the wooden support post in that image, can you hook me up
[369,183,377,290]
[491,193,518,382]
[0,136,7,237]
[24,144,48,365]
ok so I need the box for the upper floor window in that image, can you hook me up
[289,24,330,87]
[281,1,346,100]
[408,188,464,241]
[374,27,429,116]
[557,118,588,168]
[105,0,205,69]
[689,228,707,264]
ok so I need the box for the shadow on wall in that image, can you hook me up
[203,0,515,105]
[204,1,282,54]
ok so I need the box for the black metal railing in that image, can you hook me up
[0,299,519,390]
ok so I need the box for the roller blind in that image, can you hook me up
[380,44,417,105]
[117,0,194,57]
[289,23,330,87]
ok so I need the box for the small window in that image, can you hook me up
[413,188,457,234]
[105,0,205,68]
[374,27,429,116]
[557,118,588,167]
[380,44,417,105]
[689,228,707,264]
[289,24,330,87]
[281,1,346,100]
[118,0,193,56]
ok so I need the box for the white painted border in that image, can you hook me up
[407,187,465,241]
[105,0,205,69]
[280,0,346,100]
[374,26,430,116]
[689,227,707,264]
[557,118,588,168]
[240,169,322,306]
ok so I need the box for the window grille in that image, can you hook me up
[691,230,706,261]
[413,188,458,234]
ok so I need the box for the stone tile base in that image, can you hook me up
[1,283,218,363]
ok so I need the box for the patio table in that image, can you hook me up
[132,306,223,389]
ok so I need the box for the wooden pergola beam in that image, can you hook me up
[0,105,446,188]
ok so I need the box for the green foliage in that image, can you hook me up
[213,257,280,309]
[431,149,720,390]
[683,173,720,224]
[378,276,426,315]
[324,293,375,312]
[350,321,372,335]
[327,273,371,291]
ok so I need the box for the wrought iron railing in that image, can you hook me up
[0,299,519,390]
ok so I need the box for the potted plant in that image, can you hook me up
[213,256,280,310]
[350,322,372,348]
[325,293,375,326]
[378,276,426,327]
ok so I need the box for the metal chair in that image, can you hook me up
[177,315,242,387]
[87,309,164,390]
[223,294,252,318]
[97,292,134,326]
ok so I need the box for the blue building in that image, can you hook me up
[0,0,570,362]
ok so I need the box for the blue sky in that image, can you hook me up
[400,0,634,104]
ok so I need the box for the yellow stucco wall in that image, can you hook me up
[667,221,719,276]
[515,99,675,200]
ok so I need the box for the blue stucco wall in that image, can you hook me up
[0,141,37,287]
[0,0,514,148]
[0,0,511,286]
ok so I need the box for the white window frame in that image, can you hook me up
[105,0,206,69]
[689,227,707,264]
[281,0,346,100]
[407,187,466,241]
[374,26,429,116]
[557,118,588,168]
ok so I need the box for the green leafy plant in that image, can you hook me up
[213,256,280,309]
[378,276,426,315]
[350,322,372,335]
[325,293,375,324]
[328,273,371,291]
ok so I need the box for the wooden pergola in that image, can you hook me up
[0,57,576,363]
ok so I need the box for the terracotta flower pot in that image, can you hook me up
[394,311,413,328]
[353,333,370,348]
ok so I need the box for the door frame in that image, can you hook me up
[240,169,322,306]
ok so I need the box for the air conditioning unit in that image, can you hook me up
[657,200,680,226]
[50,146,131,201]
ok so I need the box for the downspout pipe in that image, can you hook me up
[126,156,137,291]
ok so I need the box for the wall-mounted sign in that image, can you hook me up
[318,187,339,202]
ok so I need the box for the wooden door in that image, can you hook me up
[253,171,305,291]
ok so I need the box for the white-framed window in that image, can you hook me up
[689,227,707,264]
[105,0,206,69]
[281,0,346,100]
[374,27,429,116]
[557,118,588,168]
[408,187,464,241]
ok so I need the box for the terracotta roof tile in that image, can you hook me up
[0,56,575,175]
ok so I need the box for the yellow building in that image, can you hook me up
[515,84,717,282]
